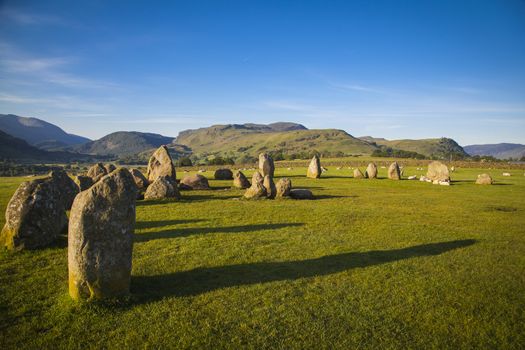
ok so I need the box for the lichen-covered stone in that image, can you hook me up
[258,153,275,177]
[146,145,176,182]
[353,168,364,179]
[180,174,210,190]
[49,169,79,209]
[365,163,378,179]
[387,162,401,180]
[233,171,250,189]
[144,176,181,200]
[244,171,267,199]
[104,164,117,174]
[263,175,276,199]
[276,178,292,198]
[476,173,493,185]
[426,161,450,182]
[214,168,233,180]
[75,175,94,192]
[68,168,137,300]
[87,163,108,183]
[307,155,322,179]
[1,177,67,250]
[130,168,149,191]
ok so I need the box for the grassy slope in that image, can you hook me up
[363,137,467,158]
[1,166,524,348]
[176,127,376,157]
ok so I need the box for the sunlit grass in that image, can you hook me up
[1,165,524,348]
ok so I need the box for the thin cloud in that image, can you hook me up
[0,8,66,26]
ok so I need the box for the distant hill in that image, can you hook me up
[71,131,176,157]
[0,130,96,162]
[464,143,525,160]
[0,114,90,150]
[359,136,468,159]
[175,123,376,160]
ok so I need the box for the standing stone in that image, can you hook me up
[68,168,137,300]
[1,177,67,251]
[233,171,250,189]
[387,162,401,180]
[263,175,277,199]
[244,171,267,199]
[130,168,149,191]
[426,161,450,182]
[50,169,79,209]
[476,173,493,185]
[365,163,378,179]
[353,168,364,179]
[275,178,292,198]
[258,153,275,177]
[104,164,117,174]
[87,163,108,183]
[180,174,210,190]
[144,176,181,200]
[147,145,176,182]
[75,175,94,192]
[214,168,234,180]
[307,155,322,179]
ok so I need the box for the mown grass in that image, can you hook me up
[1,165,524,349]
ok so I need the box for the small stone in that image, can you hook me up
[130,168,149,191]
[144,176,181,200]
[365,163,378,179]
[87,163,108,183]
[233,171,250,189]
[476,173,493,185]
[307,155,322,179]
[353,169,364,179]
[275,178,292,198]
[244,171,267,199]
[387,162,401,180]
[290,189,314,200]
[214,168,234,180]
[427,161,450,182]
[180,174,210,190]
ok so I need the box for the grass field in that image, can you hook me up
[1,165,525,349]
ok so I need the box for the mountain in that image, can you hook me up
[175,123,376,160]
[0,130,97,162]
[0,114,90,150]
[71,131,176,157]
[359,136,469,159]
[464,143,525,159]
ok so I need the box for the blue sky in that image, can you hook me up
[1,0,524,145]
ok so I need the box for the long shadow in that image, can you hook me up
[134,223,305,242]
[314,194,356,200]
[132,239,476,301]
[136,219,206,230]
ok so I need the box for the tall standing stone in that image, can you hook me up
[263,175,277,199]
[147,145,176,182]
[307,155,322,179]
[258,153,275,177]
[426,161,450,182]
[387,162,401,180]
[233,171,250,189]
[1,177,67,250]
[365,163,378,179]
[87,163,108,183]
[68,168,137,301]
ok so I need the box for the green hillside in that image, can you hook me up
[360,136,468,159]
[175,124,377,161]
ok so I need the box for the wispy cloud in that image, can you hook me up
[0,8,66,26]
[328,82,383,93]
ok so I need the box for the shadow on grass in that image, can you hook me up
[136,219,207,230]
[134,222,305,242]
[314,194,357,200]
[132,239,476,301]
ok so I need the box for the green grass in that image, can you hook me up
[1,165,525,349]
